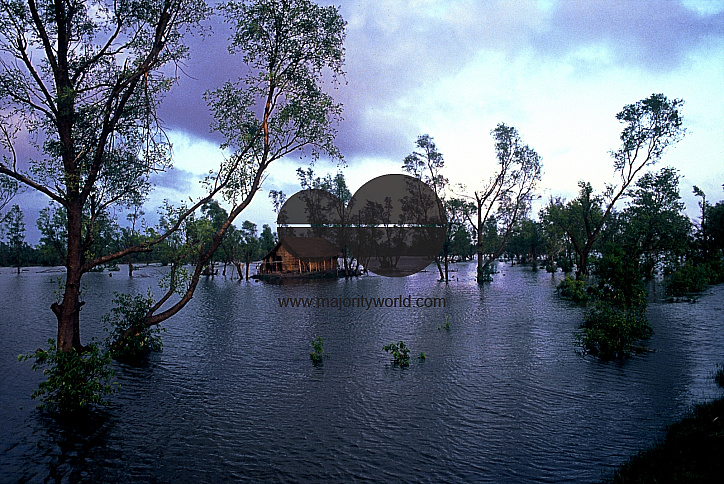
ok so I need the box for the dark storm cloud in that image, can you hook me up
[157,14,234,142]
[157,1,724,164]
[150,167,195,193]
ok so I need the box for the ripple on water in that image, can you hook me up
[2,263,724,482]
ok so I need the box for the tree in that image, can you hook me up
[2,204,24,273]
[0,0,345,358]
[543,94,685,280]
[259,224,276,255]
[292,167,354,275]
[402,134,453,281]
[462,124,542,282]
[620,167,690,276]
[239,220,259,280]
[706,195,724,257]
[36,202,68,265]
[692,185,711,260]
[542,181,604,279]
[120,203,146,277]
[0,0,209,352]
[0,173,17,212]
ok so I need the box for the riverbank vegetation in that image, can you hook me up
[602,368,724,483]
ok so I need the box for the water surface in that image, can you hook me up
[1,262,722,482]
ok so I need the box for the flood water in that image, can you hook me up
[1,262,723,482]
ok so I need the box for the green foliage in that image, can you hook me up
[557,276,590,302]
[418,352,427,361]
[665,260,724,297]
[557,257,573,273]
[18,339,117,413]
[619,168,690,276]
[2,204,25,271]
[383,341,411,368]
[576,303,652,358]
[103,291,163,362]
[437,315,451,330]
[309,336,326,363]
[0,173,18,211]
[575,243,652,358]
[594,243,648,308]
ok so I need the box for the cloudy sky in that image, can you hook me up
[13,0,724,240]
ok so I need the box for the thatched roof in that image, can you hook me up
[265,237,340,261]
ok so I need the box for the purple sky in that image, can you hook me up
[6,0,724,242]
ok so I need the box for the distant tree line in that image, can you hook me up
[0,200,277,280]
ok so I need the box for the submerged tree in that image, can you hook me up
[0,0,209,352]
[462,123,542,282]
[0,0,345,363]
[402,134,454,281]
[620,167,690,276]
[2,204,24,273]
[543,94,685,280]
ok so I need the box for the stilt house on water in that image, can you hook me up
[257,237,340,275]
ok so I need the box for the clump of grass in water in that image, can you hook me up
[310,336,326,363]
[437,315,451,330]
[383,341,410,367]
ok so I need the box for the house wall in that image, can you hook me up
[262,244,338,273]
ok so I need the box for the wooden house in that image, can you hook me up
[258,237,340,275]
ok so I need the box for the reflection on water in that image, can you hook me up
[1,262,723,482]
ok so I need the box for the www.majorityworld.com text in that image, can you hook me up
[277,295,447,310]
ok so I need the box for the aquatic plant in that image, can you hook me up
[18,339,117,413]
[665,260,724,297]
[383,341,410,367]
[103,291,163,362]
[310,336,326,363]
[576,302,652,358]
[437,315,451,330]
[557,276,590,302]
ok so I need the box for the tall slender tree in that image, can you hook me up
[2,203,24,273]
[462,124,542,282]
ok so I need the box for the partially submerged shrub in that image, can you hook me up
[437,315,451,330]
[477,264,497,282]
[557,276,590,302]
[18,339,117,413]
[666,260,724,297]
[383,341,410,367]
[310,336,326,363]
[557,257,573,273]
[576,302,652,358]
[103,291,163,362]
